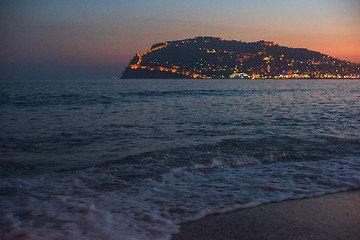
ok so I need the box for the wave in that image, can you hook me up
[2,135,359,178]
[1,130,360,240]
[1,79,360,239]
[1,155,359,240]
[0,87,316,107]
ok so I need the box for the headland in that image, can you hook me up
[121,36,360,79]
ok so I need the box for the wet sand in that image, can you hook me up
[172,191,360,240]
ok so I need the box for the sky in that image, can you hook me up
[1,0,359,80]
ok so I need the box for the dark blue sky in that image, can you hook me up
[1,0,359,80]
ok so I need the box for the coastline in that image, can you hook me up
[172,190,360,240]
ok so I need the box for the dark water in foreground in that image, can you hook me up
[1,79,359,240]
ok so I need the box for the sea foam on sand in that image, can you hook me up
[172,191,360,240]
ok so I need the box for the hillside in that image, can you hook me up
[121,36,360,79]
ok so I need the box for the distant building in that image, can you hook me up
[230,72,251,79]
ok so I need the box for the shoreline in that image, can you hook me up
[172,190,360,240]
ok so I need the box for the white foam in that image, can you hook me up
[1,157,359,240]
[193,155,262,170]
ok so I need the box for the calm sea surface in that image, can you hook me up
[1,79,359,239]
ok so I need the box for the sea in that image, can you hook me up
[1,78,359,240]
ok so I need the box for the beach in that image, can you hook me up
[172,191,360,240]
[2,79,360,240]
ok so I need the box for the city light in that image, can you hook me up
[126,37,360,79]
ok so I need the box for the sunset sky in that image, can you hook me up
[1,0,359,79]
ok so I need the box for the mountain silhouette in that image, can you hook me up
[122,36,360,79]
